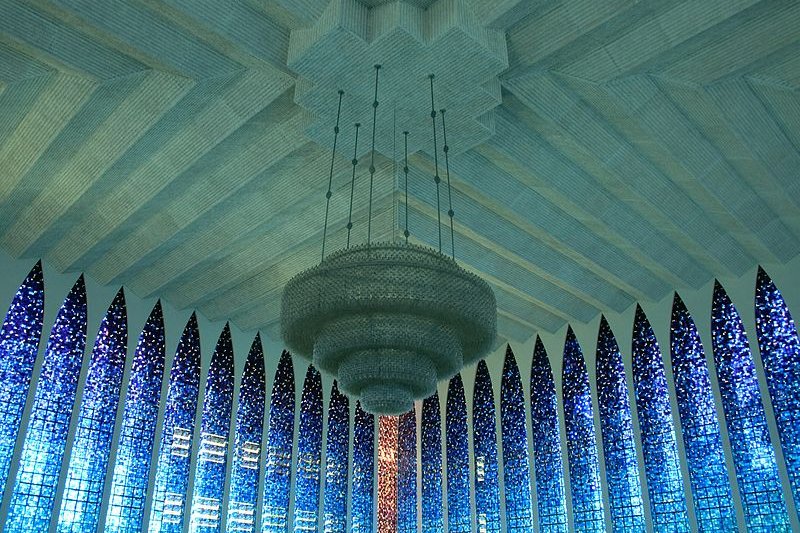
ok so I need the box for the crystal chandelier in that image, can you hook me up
[281,66,496,414]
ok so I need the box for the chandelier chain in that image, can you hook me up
[403,131,409,244]
[346,122,361,248]
[440,109,455,259]
[322,89,345,261]
[367,65,381,246]
[428,75,442,253]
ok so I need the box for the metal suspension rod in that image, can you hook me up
[346,122,361,248]
[367,64,381,245]
[321,89,345,261]
[428,74,442,253]
[440,108,455,259]
[403,131,409,244]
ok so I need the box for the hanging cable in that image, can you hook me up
[346,122,361,248]
[428,75,442,253]
[403,131,409,244]
[321,89,344,261]
[440,109,455,259]
[367,64,381,246]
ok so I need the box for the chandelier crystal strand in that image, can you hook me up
[322,90,345,261]
[428,74,442,253]
[346,122,361,249]
[367,65,381,246]
[440,109,455,259]
[403,131,410,244]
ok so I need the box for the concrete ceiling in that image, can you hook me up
[0,0,798,348]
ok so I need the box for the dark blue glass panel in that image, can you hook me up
[446,374,471,533]
[755,267,800,520]
[0,261,44,492]
[104,301,166,533]
[323,382,349,533]
[397,408,417,533]
[529,337,568,533]
[294,365,323,531]
[226,334,265,533]
[562,326,604,532]
[57,289,128,533]
[711,281,789,530]
[473,360,501,533]
[632,305,689,531]
[261,351,295,532]
[149,313,201,533]
[421,394,442,533]
[189,324,234,533]
[352,401,375,533]
[5,276,86,532]
[670,294,736,531]
[595,317,645,532]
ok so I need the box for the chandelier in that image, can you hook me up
[281,66,496,414]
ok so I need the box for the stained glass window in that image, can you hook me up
[529,336,568,532]
[446,374,472,532]
[56,288,128,533]
[595,317,645,532]
[711,281,789,530]
[189,324,234,533]
[294,365,323,532]
[323,381,349,533]
[104,300,166,533]
[755,267,800,519]
[262,351,295,532]
[5,276,87,532]
[561,326,604,532]
[473,360,501,533]
[352,401,375,533]
[227,334,265,533]
[670,294,736,530]
[377,416,399,533]
[149,313,201,533]
[421,394,442,533]
[397,408,417,533]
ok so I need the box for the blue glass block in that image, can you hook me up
[262,351,295,532]
[104,300,166,533]
[294,365,323,532]
[6,275,86,533]
[226,335,266,533]
[755,267,800,521]
[352,402,375,533]
[529,336,568,533]
[323,382,349,533]
[632,305,689,531]
[712,281,789,531]
[189,324,235,533]
[57,288,128,533]
[561,326,604,532]
[670,294,736,531]
[0,261,44,492]
[446,374,472,532]
[595,317,645,532]
[397,408,417,533]
[149,313,201,533]
[500,346,533,532]
[421,394,442,533]
[473,360,501,533]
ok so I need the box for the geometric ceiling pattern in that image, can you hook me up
[1,0,799,348]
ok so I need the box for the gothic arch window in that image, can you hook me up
[323,381,349,533]
[352,402,375,533]
[421,394,442,533]
[446,374,471,532]
[397,408,418,533]
[473,360,501,532]
[294,365,323,531]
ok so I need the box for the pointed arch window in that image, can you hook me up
[352,402,375,533]
[421,394,442,533]
[323,382,349,533]
[294,365,323,531]
[473,360,501,532]
[446,374,471,532]
[397,409,417,533]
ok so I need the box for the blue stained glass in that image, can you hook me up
[104,300,166,533]
[711,281,789,530]
[670,294,736,531]
[446,374,471,533]
[352,401,375,533]
[57,288,128,533]
[632,305,689,531]
[189,324,235,533]
[262,351,295,532]
[755,267,800,520]
[0,261,44,492]
[323,382,349,533]
[227,334,266,533]
[500,346,533,532]
[473,360,501,533]
[397,408,417,533]
[595,317,645,532]
[561,326,604,532]
[5,275,87,533]
[529,337,568,533]
[294,365,323,532]
[149,313,201,533]
[421,394,442,533]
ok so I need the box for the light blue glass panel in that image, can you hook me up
[5,276,87,533]
[227,335,265,533]
[57,289,128,533]
[755,267,800,520]
[104,301,166,533]
[323,382,349,533]
[352,402,374,533]
[189,324,234,533]
[712,281,789,530]
[562,326,604,532]
[294,365,322,532]
[446,373,471,533]
[632,305,689,531]
[0,261,44,491]
[421,393,442,533]
[473,360,501,533]
[262,351,295,532]
[529,337,568,533]
[149,313,201,533]
[595,317,645,532]
[397,408,417,533]
[670,294,736,531]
